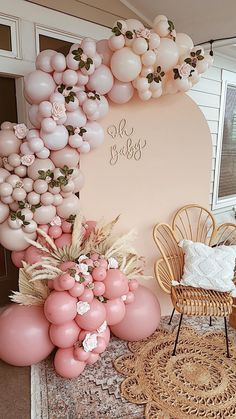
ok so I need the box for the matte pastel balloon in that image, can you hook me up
[54,347,85,378]
[24,70,56,104]
[11,250,25,268]
[48,225,62,239]
[27,158,55,180]
[62,69,78,86]
[79,288,94,303]
[105,298,126,325]
[58,273,75,290]
[110,286,161,341]
[109,34,125,51]
[28,104,42,128]
[33,205,56,224]
[56,194,80,219]
[111,47,142,83]
[103,269,129,299]
[155,38,179,72]
[86,352,100,365]
[65,107,87,128]
[54,233,72,248]
[0,168,10,183]
[40,125,68,151]
[83,121,104,149]
[24,245,46,265]
[49,320,80,348]
[175,33,194,56]
[92,336,106,354]
[0,304,54,366]
[36,147,50,159]
[36,49,56,73]
[28,137,44,153]
[69,283,85,298]
[0,201,9,223]
[96,39,113,66]
[74,347,89,362]
[44,290,77,325]
[108,79,134,104]
[126,18,144,31]
[75,299,106,331]
[41,117,57,133]
[0,220,36,251]
[0,130,21,157]
[51,53,67,72]
[38,101,52,118]
[86,64,114,95]
[81,37,96,57]
[50,146,79,168]
[92,267,107,282]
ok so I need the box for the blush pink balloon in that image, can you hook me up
[92,336,106,354]
[59,260,75,271]
[93,281,105,296]
[61,220,72,233]
[79,288,94,303]
[110,286,161,341]
[0,130,21,157]
[48,225,62,239]
[40,125,68,151]
[0,220,36,251]
[54,233,72,248]
[35,49,56,73]
[28,104,42,128]
[44,291,77,325]
[50,146,79,168]
[69,283,85,298]
[74,347,89,362]
[103,269,129,299]
[33,205,56,225]
[108,79,134,104]
[124,291,135,304]
[24,70,56,104]
[65,108,87,128]
[105,298,126,325]
[54,347,85,378]
[86,352,100,365]
[96,40,113,66]
[83,121,104,149]
[92,267,107,282]
[56,194,80,219]
[51,53,67,72]
[11,250,25,268]
[86,64,114,95]
[24,245,46,265]
[49,320,80,348]
[75,299,106,331]
[0,304,54,366]
[58,273,75,291]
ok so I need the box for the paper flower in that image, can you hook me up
[121,295,127,301]
[77,263,89,275]
[176,63,192,79]
[78,255,87,263]
[50,216,62,226]
[20,154,35,166]
[76,301,90,315]
[83,333,98,352]
[51,102,66,121]
[108,257,118,269]
[135,28,151,40]
[13,123,28,139]
[97,320,107,334]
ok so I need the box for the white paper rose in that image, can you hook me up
[83,333,98,353]
[135,28,151,40]
[76,301,90,315]
[13,123,29,139]
[177,63,192,79]
[121,295,127,301]
[20,154,35,166]
[108,257,118,269]
[78,255,87,263]
[50,216,62,226]
[51,102,66,121]
[97,320,107,334]
[77,263,89,275]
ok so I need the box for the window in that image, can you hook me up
[0,16,19,58]
[36,26,81,55]
[212,70,236,209]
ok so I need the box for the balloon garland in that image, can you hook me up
[0,15,210,377]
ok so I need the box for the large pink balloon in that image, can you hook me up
[0,201,9,223]
[0,220,36,251]
[86,64,114,95]
[54,347,85,378]
[96,40,113,66]
[24,245,46,265]
[110,47,142,82]
[103,269,129,299]
[83,121,104,149]
[0,129,21,157]
[50,146,79,168]
[56,194,80,219]
[110,286,161,341]
[0,304,54,366]
[27,158,55,180]
[40,125,68,151]
[11,250,25,268]
[24,70,56,104]
[44,291,77,325]
[50,320,80,348]
[33,205,56,225]
[75,299,106,331]
[108,79,134,104]
[155,38,179,72]
[105,298,126,326]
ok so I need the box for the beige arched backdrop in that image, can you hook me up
[80,93,212,315]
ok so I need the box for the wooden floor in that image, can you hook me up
[0,360,30,419]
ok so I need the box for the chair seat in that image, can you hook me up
[171,285,233,317]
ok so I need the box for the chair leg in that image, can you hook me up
[224,317,230,358]
[209,316,212,326]
[168,308,175,325]
[172,314,183,356]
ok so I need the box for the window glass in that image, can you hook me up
[39,34,72,55]
[218,84,236,199]
[0,77,17,124]
[0,24,12,51]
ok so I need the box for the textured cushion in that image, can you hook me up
[174,240,236,296]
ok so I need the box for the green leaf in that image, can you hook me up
[190,52,195,57]
[65,97,69,104]
[66,86,73,91]
[125,30,133,39]
[196,49,201,56]
[73,56,80,61]
[184,58,192,64]
[156,66,161,73]
[117,21,122,30]
[146,73,154,83]
[87,57,93,64]
[68,169,74,175]
[77,48,83,55]
[197,55,204,61]
[161,71,165,77]
[174,73,179,80]
[23,221,30,226]
[72,50,77,56]
[85,62,90,71]
[79,60,85,69]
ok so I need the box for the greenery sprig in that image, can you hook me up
[58,84,76,103]
[184,49,204,68]
[146,66,165,84]
[10,210,30,226]
[87,90,101,101]
[112,21,134,39]
[72,47,93,70]
[66,214,76,224]
[168,20,176,40]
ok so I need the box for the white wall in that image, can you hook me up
[187,53,236,223]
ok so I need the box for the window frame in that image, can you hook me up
[212,69,236,210]
[0,15,20,58]
[35,25,83,55]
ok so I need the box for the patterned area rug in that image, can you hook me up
[31,317,236,419]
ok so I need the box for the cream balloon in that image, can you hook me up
[108,35,125,51]
[108,79,134,104]
[175,33,194,56]
[33,205,56,224]
[40,125,68,151]
[111,47,142,82]
[50,146,79,168]
[96,39,113,66]
[0,130,21,157]
[56,194,80,219]
[27,158,55,180]
[155,38,179,72]
[0,220,36,251]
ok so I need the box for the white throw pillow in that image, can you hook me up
[172,240,236,296]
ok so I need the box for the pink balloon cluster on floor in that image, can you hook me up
[0,14,212,253]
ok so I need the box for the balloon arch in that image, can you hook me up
[0,15,211,377]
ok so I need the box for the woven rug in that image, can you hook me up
[31,317,236,419]
[114,326,236,419]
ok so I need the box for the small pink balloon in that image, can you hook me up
[129,279,139,291]
[59,260,75,271]
[11,250,25,268]
[49,320,80,348]
[51,53,67,72]
[28,137,44,153]
[54,233,72,248]
[0,305,54,366]
[69,283,85,298]
[0,130,21,157]
[44,290,77,325]
[75,299,106,331]
[108,79,134,104]
[103,269,129,299]
[28,104,42,128]
[105,298,126,326]
[77,71,89,86]
[58,273,75,291]
[50,146,79,168]
[83,121,104,149]
[48,225,62,239]
[74,347,89,362]
[36,146,51,159]
[40,125,68,151]
[98,259,108,269]
[92,267,107,282]
[41,117,57,133]
[62,69,78,86]
[33,205,56,225]
[92,336,106,354]
[38,101,52,117]
[86,352,100,365]
[93,281,105,296]
[65,107,87,128]
[79,288,94,303]
[54,347,85,378]
[124,291,135,304]
[61,220,72,233]
[38,224,49,233]
[56,194,80,219]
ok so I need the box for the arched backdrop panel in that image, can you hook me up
[81,92,212,315]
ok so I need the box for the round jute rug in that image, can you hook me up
[114,326,236,419]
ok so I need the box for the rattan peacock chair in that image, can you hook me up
[153,204,236,357]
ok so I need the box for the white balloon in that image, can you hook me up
[132,38,148,55]
[108,79,134,104]
[138,90,152,101]
[175,33,194,56]
[110,47,142,82]
[153,15,168,25]
[141,50,156,66]
[136,77,149,92]
[108,35,125,51]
